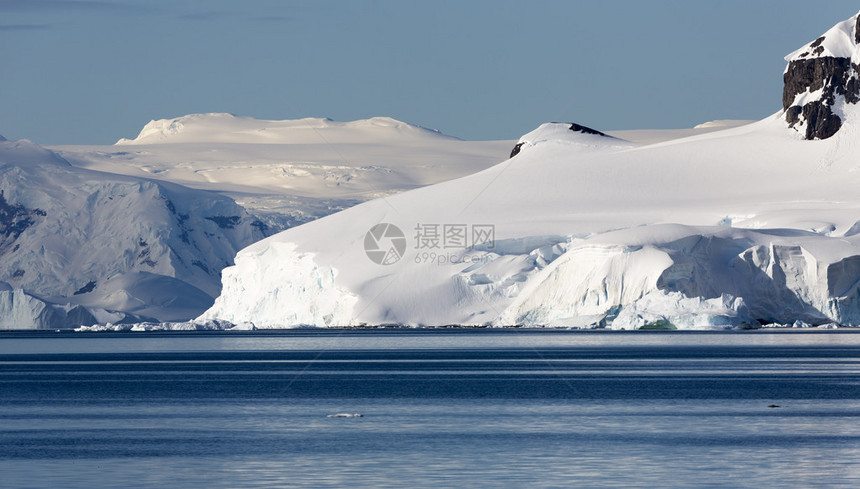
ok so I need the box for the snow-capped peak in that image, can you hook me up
[510,122,636,157]
[116,113,455,145]
[785,11,860,62]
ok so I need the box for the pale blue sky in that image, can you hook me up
[1,0,858,144]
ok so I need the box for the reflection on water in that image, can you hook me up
[1,330,860,488]
[4,329,860,355]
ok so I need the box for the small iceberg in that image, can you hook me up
[327,413,363,418]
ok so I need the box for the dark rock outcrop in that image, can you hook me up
[856,15,860,44]
[566,123,609,137]
[0,191,45,253]
[73,281,97,295]
[206,215,241,229]
[783,14,860,140]
[783,57,857,140]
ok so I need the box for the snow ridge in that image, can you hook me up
[785,11,860,62]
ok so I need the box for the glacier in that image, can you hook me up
[0,117,511,329]
[201,11,860,330]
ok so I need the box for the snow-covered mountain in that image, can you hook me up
[202,11,860,330]
[0,138,267,327]
[1,116,517,329]
[54,115,513,230]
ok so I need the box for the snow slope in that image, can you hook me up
[202,100,860,328]
[0,138,267,327]
[607,120,754,145]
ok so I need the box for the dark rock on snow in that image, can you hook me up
[510,123,610,158]
[783,14,860,140]
[566,123,609,137]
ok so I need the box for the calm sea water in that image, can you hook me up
[2,329,860,488]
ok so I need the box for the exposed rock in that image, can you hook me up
[206,215,241,229]
[856,15,860,43]
[783,12,860,139]
[783,57,855,139]
[0,190,45,253]
[567,123,609,137]
[73,281,97,295]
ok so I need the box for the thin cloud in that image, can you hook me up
[0,0,152,14]
[176,11,230,21]
[252,15,293,23]
[0,24,51,31]
[175,12,295,23]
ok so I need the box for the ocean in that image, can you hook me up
[1,329,859,488]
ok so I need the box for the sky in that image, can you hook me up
[1,0,859,145]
